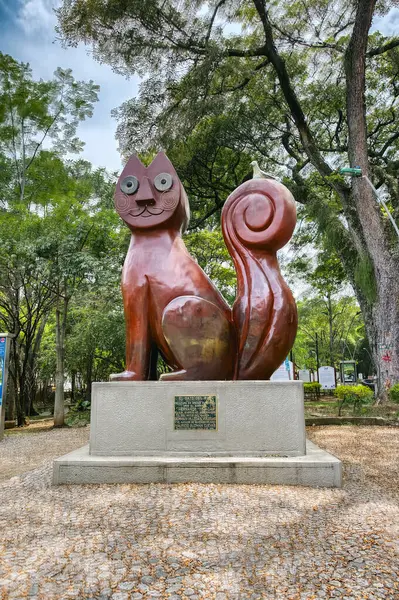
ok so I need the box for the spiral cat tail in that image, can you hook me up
[221,178,298,380]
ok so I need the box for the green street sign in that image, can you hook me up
[339,167,362,177]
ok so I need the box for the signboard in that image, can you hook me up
[318,366,336,390]
[340,360,357,384]
[174,395,217,430]
[298,369,311,383]
[0,337,6,407]
[271,361,294,381]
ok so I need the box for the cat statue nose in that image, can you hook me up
[135,176,156,206]
[136,197,155,207]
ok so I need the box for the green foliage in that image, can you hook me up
[388,384,399,403]
[0,52,99,209]
[293,295,364,370]
[0,53,109,424]
[334,384,374,415]
[185,229,236,304]
[335,384,373,401]
[65,408,90,427]
[303,382,321,400]
[66,294,126,387]
[304,382,321,392]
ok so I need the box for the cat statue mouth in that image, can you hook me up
[129,206,165,217]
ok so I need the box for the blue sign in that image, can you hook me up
[0,337,6,407]
[284,357,290,371]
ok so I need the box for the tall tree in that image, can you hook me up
[57,0,399,395]
[294,295,364,373]
[0,52,99,424]
[288,246,364,370]
[0,217,54,424]
[36,161,121,426]
[0,52,98,206]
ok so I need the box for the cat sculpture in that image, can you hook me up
[111,152,297,381]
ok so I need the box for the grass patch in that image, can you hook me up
[305,399,398,420]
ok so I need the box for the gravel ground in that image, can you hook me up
[0,427,89,482]
[0,426,398,600]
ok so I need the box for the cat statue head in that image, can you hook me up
[114,152,190,233]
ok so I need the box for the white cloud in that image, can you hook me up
[17,0,56,34]
[372,7,399,35]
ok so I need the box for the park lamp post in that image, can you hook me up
[0,333,14,441]
[339,166,399,239]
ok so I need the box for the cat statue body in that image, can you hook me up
[112,152,297,381]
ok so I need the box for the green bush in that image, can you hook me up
[334,384,374,415]
[304,382,322,392]
[389,383,399,403]
[303,382,321,400]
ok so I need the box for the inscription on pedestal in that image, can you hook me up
[174,395,217,430]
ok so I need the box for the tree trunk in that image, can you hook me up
[71,370,76,404]
[54,295,69,427]
[85,355,93,403]
[25,316,47,417]
[11,338,25,427]
[4,375,15,422]
[370,280,399,393]
[327,293,335,368]
[344,0,399,396]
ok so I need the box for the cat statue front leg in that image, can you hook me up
[110,280,151,381]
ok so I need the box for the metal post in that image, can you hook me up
[0,333,14,441]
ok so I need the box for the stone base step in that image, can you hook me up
[53,440,342,488]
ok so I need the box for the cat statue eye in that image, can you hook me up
[154,172,173,191]
[121,176,139,194]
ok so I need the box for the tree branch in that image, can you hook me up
[376,130,399,157]
[367,37,399,57]
[212,58,270,94]
[272,22,343,52]
[204,0,228,46]
[25,107,63,172]
[188,196,224,230]
[251,0,349,198]
[142,39,269,58]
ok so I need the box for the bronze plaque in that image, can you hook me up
[174,395,218,430]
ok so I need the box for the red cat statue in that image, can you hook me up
[111,152,297,381]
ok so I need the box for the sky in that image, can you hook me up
[0,0,398,174]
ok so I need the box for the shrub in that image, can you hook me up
[303,382,321,400]
[304,382,322,392]
[389,383,399,403]
[65,401,91,427]
[304,382,321,400]
[334,384,374,416]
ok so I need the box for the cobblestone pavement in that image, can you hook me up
[0,426,398,600]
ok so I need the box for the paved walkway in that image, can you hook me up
[0,426,398,599]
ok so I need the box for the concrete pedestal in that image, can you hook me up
[53,381,342,487]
